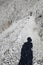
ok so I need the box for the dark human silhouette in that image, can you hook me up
[18,37,33,65]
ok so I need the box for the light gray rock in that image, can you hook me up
[0,0,43,65]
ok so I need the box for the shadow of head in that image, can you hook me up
[27,37,32,42]
[27,37,33,48]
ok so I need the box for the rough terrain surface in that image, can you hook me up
[0,0,43,65]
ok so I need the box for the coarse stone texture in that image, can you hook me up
[0,0,39,33]
[0,15,43,65]
[0,0,43,65]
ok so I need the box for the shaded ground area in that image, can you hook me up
[18,37,33,65]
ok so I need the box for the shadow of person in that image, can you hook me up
[18,37,33,65]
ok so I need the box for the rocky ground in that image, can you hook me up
[0,0,43,65]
